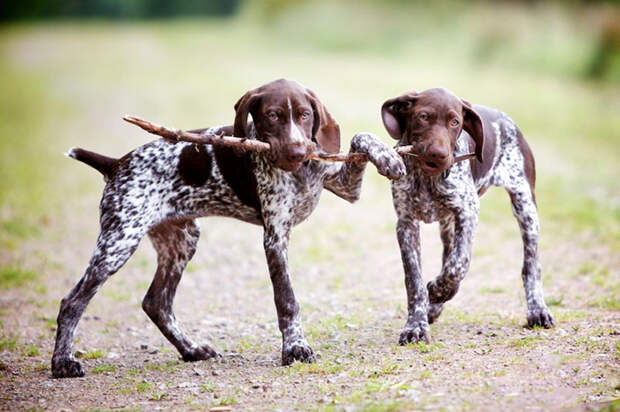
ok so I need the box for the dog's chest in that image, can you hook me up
[396,175,453,223]
[255,160,324,226]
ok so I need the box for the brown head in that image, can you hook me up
[381,88,484,177]
[233,78,340,172]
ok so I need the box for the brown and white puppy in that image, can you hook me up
[51,78,405,378]
[383,87,553,345]
[232,79,340,171]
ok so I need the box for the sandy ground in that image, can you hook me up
[0,172,618,411]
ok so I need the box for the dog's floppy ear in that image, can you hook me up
[461,99,485,163]
[233,88,263,138]
[381,91,418,140]
[305,89,341,154]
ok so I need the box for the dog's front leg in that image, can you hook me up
[323,133,405,202]
[396,216,431,344]
[427,204,479,322]
[263,223,315,365]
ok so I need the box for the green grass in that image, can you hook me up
[135,381,153,393]
[92,364,116,374]
[0,335,18,352]
[75,349,105,360]
[0,3,617,259]
[214,396,238,406]
[479,286,506,294]
[22,344,40,357]
[0,267,38,290]
[289,360,344,375]
[509,335,541,349]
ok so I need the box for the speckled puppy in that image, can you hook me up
[381,88,554,345]
[52,79,406,378]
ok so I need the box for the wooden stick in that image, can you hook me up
[123,115,271,153]
[122,115,475,164]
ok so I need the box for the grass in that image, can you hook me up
[509,336,541,349]
[92,364,116,374]
[0,335,18,352]
[22,344,40,357]
[135,381,153,393]
[75,349,105,360]
[0,267,38,290]
[214,396,239,406]
[289,360,344,375]
[479,286,506,294]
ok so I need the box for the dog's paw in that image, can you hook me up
[427,303,444,324]
[427,280,459,304]
[527,306,554,329]
[351,133,406,180]
[52,357,85,379]
[182,344,220,362]
[282,340,315,366]
[373,150,406,180]
[399,321,431,345]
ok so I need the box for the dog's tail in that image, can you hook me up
[65,147,118,179]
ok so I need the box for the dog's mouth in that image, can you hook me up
[279,162,303,172]
[419,159,448,176]
[275,158,307,172]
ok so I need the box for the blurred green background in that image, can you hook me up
[0,0,618,261]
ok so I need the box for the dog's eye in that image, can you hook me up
[418,112,429,121]
[300,111,311,120]
[400,101,412,111]
[450,118,460,127]
[267,112,278,121]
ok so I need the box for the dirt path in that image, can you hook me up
[1,179,618,411]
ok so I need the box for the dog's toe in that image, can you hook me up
[527,307,555,329]
[52,358,85,379]
[282,340,315,365]
[427,303,444,324]
[182,344,220,362]
[398,321,431,345]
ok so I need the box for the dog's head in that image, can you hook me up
[233,78,340,172]
[381,88,484,177]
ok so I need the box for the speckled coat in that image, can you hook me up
[51,116,405,378]
[383,89,554,345]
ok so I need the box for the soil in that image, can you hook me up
[1,175,618,411]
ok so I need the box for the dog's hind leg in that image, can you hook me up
[52,213,148,378]
[507,186,554,328]
[142,218,218,361]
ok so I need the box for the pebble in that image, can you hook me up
[212,369,221,376]
[140,344,148,350]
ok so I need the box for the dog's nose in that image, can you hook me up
[287,146,307,163]
[427,145,449,161]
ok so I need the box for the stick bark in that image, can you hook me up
[123,115,475,163]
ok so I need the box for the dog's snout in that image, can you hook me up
[427,145,449,161]
[287,145,307,163]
